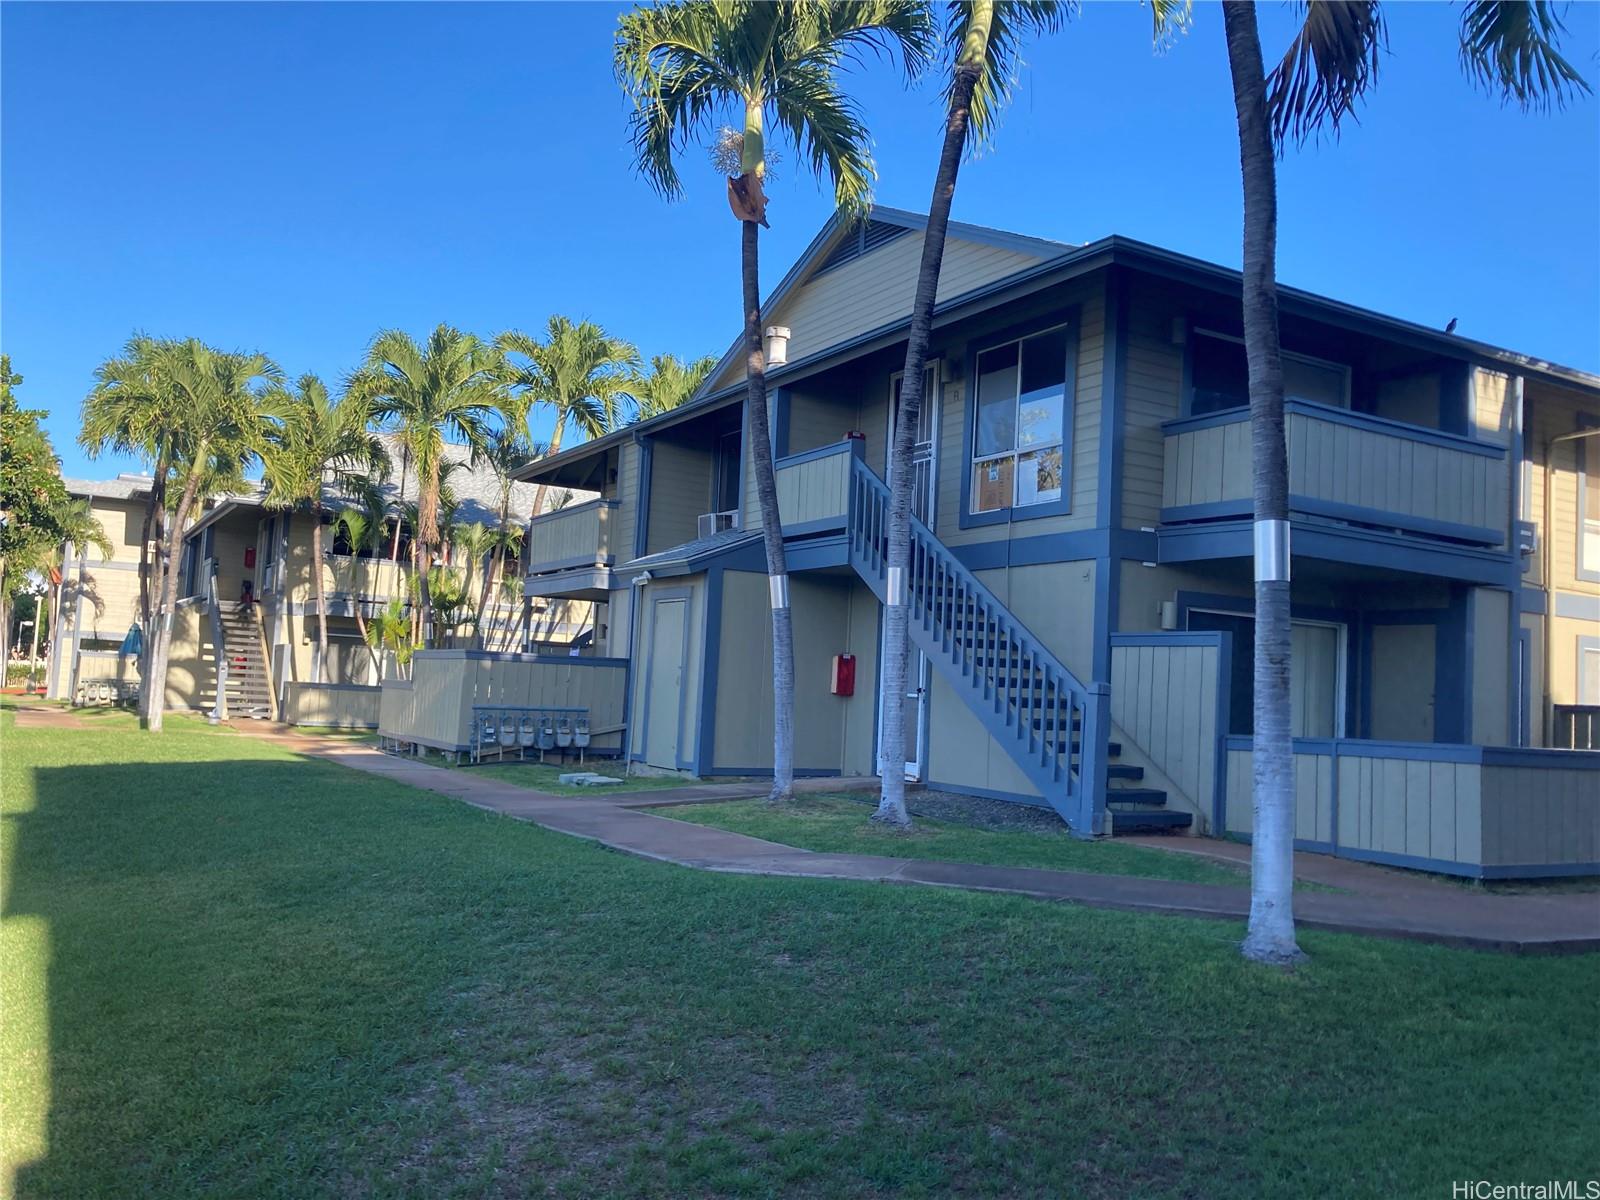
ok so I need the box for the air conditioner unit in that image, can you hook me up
[698,510,740,540]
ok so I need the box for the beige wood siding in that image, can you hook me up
[711,572,873,773]
[1523,379,1599,594]
[283,682,380,728]
[1225,747,1335,845]
[615,442,640,560]
[381,651,627,754]
[526,501,617,570]
[648,440,713,554]
[1110,638,1220,830]
[774,448,852,528]
[1121,298,1186,528]
[1162,406,1510,542]
[708,234,1046,394]
[1480,764,1598,869]
[1332,755,1481,863]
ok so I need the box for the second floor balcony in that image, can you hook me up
[1160,399,1511,548]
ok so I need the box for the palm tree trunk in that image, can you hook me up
[1223,0,1302,965]
[137,454,169,688]
[143,460,207,732]
[875,26,988,828]
[416,471,438,648]
[475,491,512,638]
[390,449,409,562]
[529,419,566,524]
[740,217,796,801]
[310,500,331,682]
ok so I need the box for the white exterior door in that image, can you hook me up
[882,365,939,780]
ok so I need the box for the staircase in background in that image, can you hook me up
[839,448,1190,836]
[201,600,273,719]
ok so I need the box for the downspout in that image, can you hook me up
[1542,424,1600,746]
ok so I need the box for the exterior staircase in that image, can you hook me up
[838,447,1190,837]
[202,601,274,719]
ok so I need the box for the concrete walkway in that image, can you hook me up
[243,726,1600,955]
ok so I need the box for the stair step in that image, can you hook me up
[1110,809,1193,833]
[1106,741,1122,757]
[1105,788,1169,807]
[1107,764,1144,782]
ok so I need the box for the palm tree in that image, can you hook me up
[469,427,538,636]
[364,596,413,680]
[348,326,503,647]
[496,316,636,519]
[625,353,717,422]
[335,504,387,680]
[261,374,384,683]
[1155,0,1589,964]
[875,0,1067,829]
[80,335,172,678]
[616,0,933,801]
[141,340,281,731]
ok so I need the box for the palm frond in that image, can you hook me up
[1459,0,1591,111]
[1266,0,1385,148]
[945,1,1072,152]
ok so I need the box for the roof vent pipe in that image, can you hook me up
[765,326,791,367]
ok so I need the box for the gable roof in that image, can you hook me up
[514,214,1598,488]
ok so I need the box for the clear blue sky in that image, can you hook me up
[4,1,1597,479]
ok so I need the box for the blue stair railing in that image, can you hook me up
[841,444,1109,835]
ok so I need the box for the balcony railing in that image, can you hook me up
[1160,400,1510,546]
[773,439,860,534]
[525,499,620,575]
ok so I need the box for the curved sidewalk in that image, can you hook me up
[259,729,1600,956]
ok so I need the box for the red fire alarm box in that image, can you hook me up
[244,546,257,569]
[831,653,856,696]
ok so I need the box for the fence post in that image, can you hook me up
[1077,682,1111,838]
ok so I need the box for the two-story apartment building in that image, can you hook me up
[50,438,587,718]
[517,206,1598,879]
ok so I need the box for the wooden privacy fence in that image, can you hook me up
[380,649,628,756]
[1223,737,1599,878]
[283,682,381,729]
[1109,632,1230,834]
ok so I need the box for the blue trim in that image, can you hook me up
[1221,733,1600,767]
[1162,396,1509,458]
[633,436,654,560]
[693,566,725,775]
[784,536,851,572]
[1160,496,1504,547]
[1110,631,1230,648]
[771,388,790,459]
[1158,519,1515,587]
[958,311,1081,529]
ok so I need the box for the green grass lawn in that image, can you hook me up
[3,711,1597,1198]
[662,794,1261,888]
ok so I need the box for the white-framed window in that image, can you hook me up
[970,325,1070,514]
[1189,327,1350,416]
[1580,640,1600,707]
